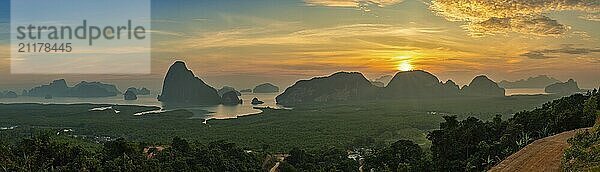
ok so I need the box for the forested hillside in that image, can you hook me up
[1,90,597,171]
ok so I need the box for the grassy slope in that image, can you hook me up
[0,95,558,152]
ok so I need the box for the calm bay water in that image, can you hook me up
[0,93,282,120]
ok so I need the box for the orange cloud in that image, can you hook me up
[429,0,600,36]
[580,13,600,21]
[162,24,448,51]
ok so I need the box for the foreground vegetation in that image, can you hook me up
[1,92,597,171]
[562,90,600,171]
[426,91,596,171]
[0,134,270,171]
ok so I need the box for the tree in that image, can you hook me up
[428,115,511,171]
[282,147,359,171]
[172,136,191,154]
[364,139,429,172]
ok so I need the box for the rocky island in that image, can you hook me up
[384,70,450,98]
[276,72,379,105]
[217,86,241,97]
[460,75,505,97]
[125,87,151,95]
[123,89,138,100]
[251,98,264,105]
[545,79,581,94]
[221,91,243,105]
[157,61,221,106]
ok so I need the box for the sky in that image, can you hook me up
[0,0,598,91]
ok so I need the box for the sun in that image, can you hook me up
[397,61,413,71]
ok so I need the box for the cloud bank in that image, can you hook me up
[521,45,600,59]
[429,0,600,36]
[304,0,404,7]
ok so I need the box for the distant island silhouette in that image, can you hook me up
[25,79,121,98]
[239,89,252,93]
[374,75,393,86]
[545,79,582,94]
[253,83,279,93]
[0,91,18,99]
[498,75,560,88]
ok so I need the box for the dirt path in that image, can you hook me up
[489,128,590,172]
[269,154,288,172]
[269,162,280,172]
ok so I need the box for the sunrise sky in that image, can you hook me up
[0,0,598,91]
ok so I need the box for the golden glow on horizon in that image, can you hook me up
[397,61,413,71]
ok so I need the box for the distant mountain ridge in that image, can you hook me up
[498,75,560,88]
[277,70,506,106]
